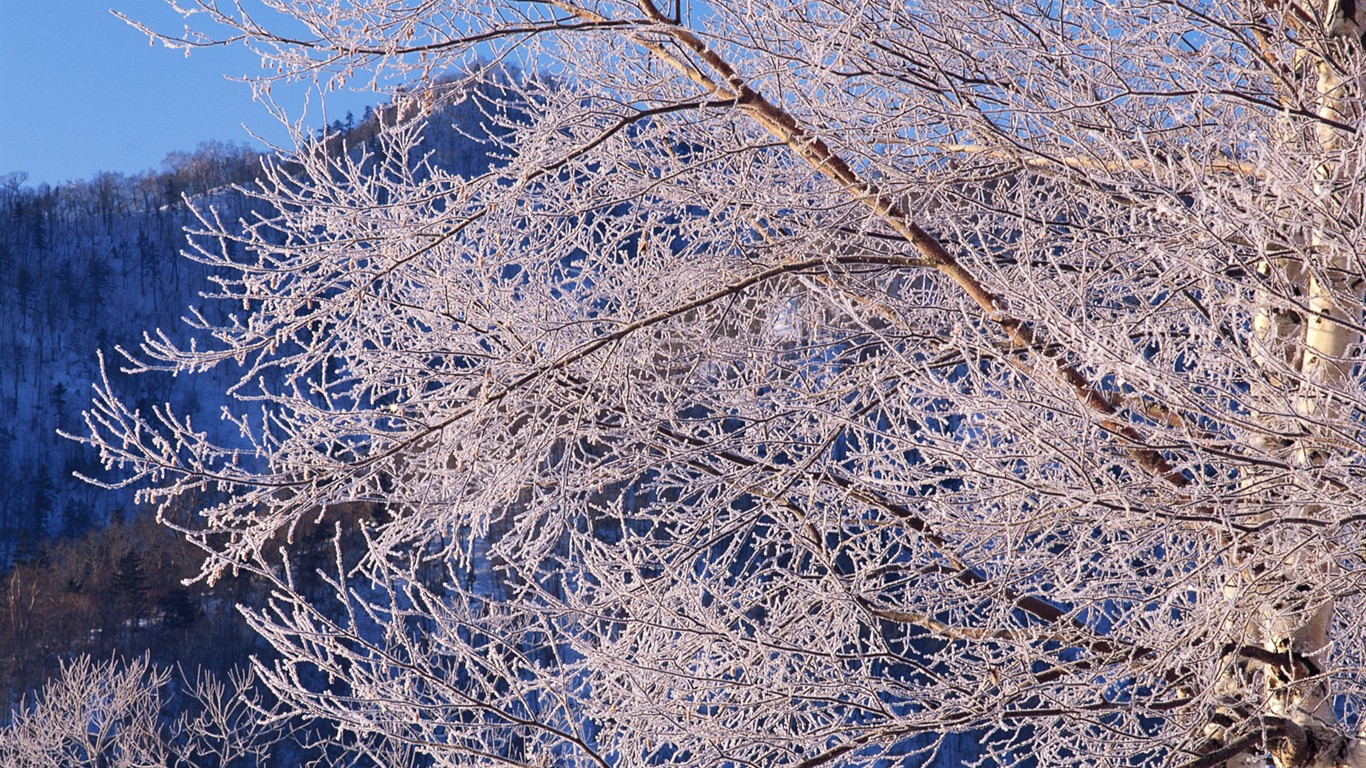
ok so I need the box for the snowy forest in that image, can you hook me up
[6,0,1366,767]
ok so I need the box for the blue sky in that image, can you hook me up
[0,1,378,186]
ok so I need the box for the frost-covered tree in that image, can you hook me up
[1,656,171,768]
[0,655,290,767]
[84,0,1366,766]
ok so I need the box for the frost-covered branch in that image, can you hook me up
[79,0,1366,766]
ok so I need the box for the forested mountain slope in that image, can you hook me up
[1,87,510,761]
[0,91,492,569]
[0,144,260,565]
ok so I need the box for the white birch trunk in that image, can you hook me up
[1230,4,1366,765]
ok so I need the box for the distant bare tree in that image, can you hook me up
[0,655,303,767]
[1,656,169,768]
[85,0,1366,766]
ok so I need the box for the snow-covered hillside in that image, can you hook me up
[0,90,498,570]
